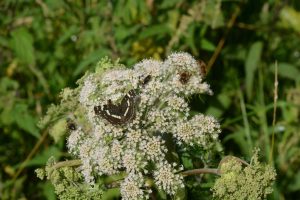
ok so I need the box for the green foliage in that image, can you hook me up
[0,0,300,199]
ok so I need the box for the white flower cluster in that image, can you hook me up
[121,172,151,200]
[174,114,220,147]
[67,52,221,199]
[154,161,184,195]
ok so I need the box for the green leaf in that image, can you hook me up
[73,49,110,76]
[200,38,216,51]
[138,24,171,39]
[245,41,263,99]
[0,105,15,125]
[185,24,198,55]
[10,28,35,64]
[160,0,183,9]
[13,104,40,138]
[272,62,300,81]
[41,182,56,200]
[102,188,120,200]
[181,154,193,169]
[115,25,140,41]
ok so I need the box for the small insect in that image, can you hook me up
[198,60,207,76]
[179,71,191,84]
[94,90,137,125]
[142,75,151,85]
[67,119,77,131]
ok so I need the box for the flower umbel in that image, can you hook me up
[41,52,224,199]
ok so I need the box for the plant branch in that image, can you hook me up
[181,168,219,176]
[207,6,240,72]
[13,128,49,180]
[51,159,82,170]
[219,155,250,168]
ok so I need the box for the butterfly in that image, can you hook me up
[94,90,137,125]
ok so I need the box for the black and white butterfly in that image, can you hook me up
[94,90,137,125]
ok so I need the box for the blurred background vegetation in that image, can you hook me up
[0,0,300,199]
